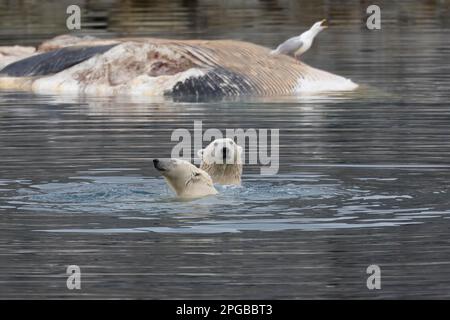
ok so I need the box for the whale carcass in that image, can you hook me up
[0,35,357,97]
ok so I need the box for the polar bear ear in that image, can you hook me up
[197,148,204,159]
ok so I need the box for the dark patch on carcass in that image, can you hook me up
[147,52,194,77]
[167,67,254,99]
[0,44,117,77]
[71,49,197,86]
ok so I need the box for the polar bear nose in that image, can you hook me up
[153,159,163,170]
[153,158,168,171]
[222,147,228,159]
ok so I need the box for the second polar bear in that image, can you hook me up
[153,158,217,198]
[198,138,243,185]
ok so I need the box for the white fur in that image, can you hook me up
[198,138,243,185]
[154,158,217,198]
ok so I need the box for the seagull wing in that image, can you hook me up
[272,37,303,56]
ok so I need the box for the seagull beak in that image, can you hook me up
[320,19,328,28]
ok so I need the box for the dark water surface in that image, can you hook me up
[1,0,450,299]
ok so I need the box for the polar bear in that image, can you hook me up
[153,158,218,198]
[198,138,243,185]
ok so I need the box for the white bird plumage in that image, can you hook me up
[271,19,328,59]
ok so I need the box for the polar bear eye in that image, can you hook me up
[193,172,201,177]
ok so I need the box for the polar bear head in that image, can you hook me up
[197,138,243,185]
[153,158,217,198]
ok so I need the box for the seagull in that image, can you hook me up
[271,19,328,60]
